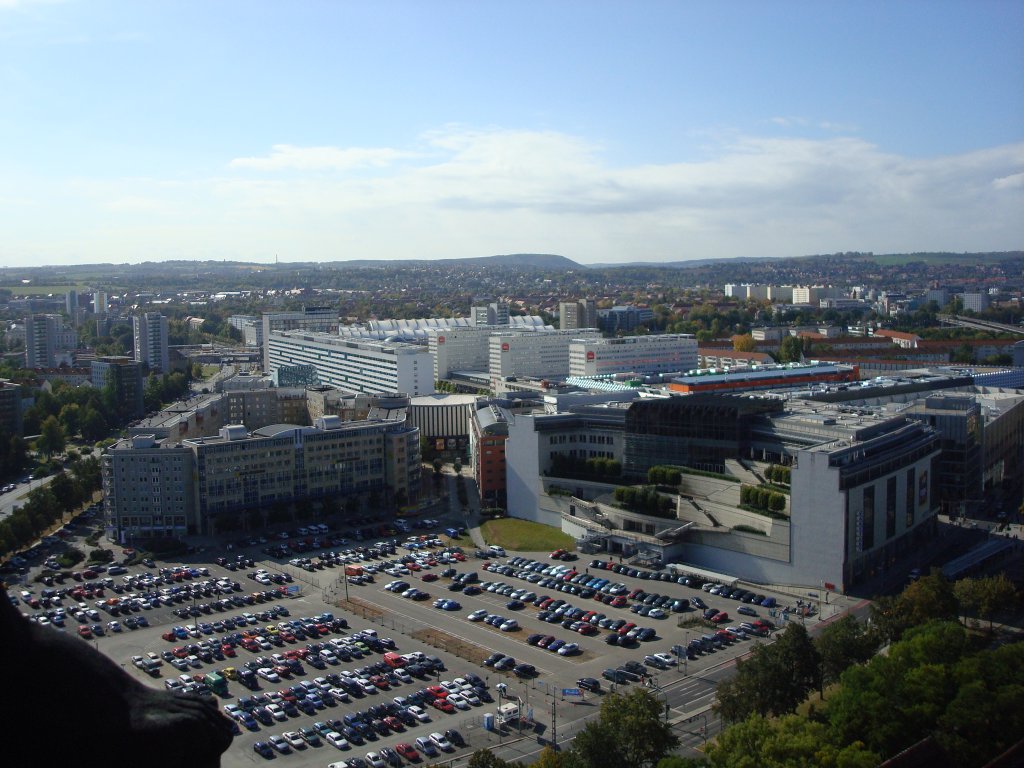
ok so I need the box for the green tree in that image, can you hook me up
[732,333,756,352]
[777,335,804,363]
[707,715,879,768]
[815,615,879,690]
[716,624,821,722]
[899,569,958,628]
[36,414,66,458]
[570,689,679,768]
[58,402,81,438]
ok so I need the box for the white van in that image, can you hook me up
[488,545,506,557]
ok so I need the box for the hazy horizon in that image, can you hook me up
[1,1,1021,267]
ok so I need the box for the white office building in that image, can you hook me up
[568,334,697,377]
[489,329,601,385]
[24,314,77,368]
[266,330,434,396]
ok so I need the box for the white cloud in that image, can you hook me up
[2,128,1022,265]
[229,144,418,172]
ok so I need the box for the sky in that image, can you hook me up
[0,0,1022,267]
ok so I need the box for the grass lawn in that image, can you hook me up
[480,518,575,552]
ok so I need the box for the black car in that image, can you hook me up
[445,728,466,748]
[483,652,505,667]
[577,677,601,693]
[513,663,536,678]
[601,668,628,683]
[494,657,516,671]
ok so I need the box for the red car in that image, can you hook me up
[162,631,176,642]
[425,685,448,699]
[610,596,628,608]
[577,624,598,636]
[451,553,466,561]
[421,573,439,582]
[77,625,93,638]
[383,715,404,731]
[710,612,729,624]
[431,699,456,714]
[395,742,420,761]
[618,622,637,636]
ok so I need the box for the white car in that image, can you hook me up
[365,752,387,768]
[500,619,519,632]
[461,689,481,706]
[652,652,678,666]
[283,731,306,749]
[407,705,430,722]
[440,680,461,694]
[325,731,350,749]
[257,667,281,683]
[328,687,351,702]
[265,703,287,721]
[446,693,469,710]
[430,732,454,752]
[467,609,488,622]
[558,642,580,656]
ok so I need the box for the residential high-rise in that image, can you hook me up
[471,301,511,327]
[133,312,169,373]
[65,290,79,326]
[559,299,598,330]
[91,356,145,421]
[24,314,76,368]
[93,291,108,315]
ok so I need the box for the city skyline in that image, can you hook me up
[0,0,1021,267]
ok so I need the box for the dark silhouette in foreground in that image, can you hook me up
[3,587,234,767]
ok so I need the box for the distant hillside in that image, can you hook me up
[321,253,581,270]
[588,251,1024,269]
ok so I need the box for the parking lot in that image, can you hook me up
[9,514,852,767]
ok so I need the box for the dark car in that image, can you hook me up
[577,677,601,693]
[445,728,466,747]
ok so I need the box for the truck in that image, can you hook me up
[344,565,364,577]
[203,672,228,696]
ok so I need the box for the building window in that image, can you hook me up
[905,468,915,527]
[862,486,875,550]
[886,476,897,539]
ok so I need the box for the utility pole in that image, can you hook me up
[550,696,557,748]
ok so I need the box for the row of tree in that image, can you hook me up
[764,464,790,485]
[0,455,102,557]
[612,485,674,517]
[739,484,787,514]
[705,570,1022,767]
[647,465,684,486]
[548,454,623,481]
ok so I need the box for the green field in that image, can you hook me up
[479,518,575,552]
[0,284,90,295]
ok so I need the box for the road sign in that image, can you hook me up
[561,688,582,697]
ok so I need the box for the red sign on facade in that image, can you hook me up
[437,335,445,344]
[501,343,509,351]
[586,351,595,361]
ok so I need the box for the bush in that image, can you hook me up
[88,547,114,563]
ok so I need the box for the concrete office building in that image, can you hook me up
[428,325,497,380]
[471,404,510,508]
[960,292,990,313]
[103,414,421,541]
[408,393,480,451]
[506,394,941,592]
[101,435,196,542]
[568,334,697,377]
[133,312,169,373]
[559,299,598,331]
[93,291,108,315]
[599,305,654,334]
[471,301,511,327]
[261,307,338,369]
[488,329,601,386]
[266,330,434,396]
[91,356,145,421]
